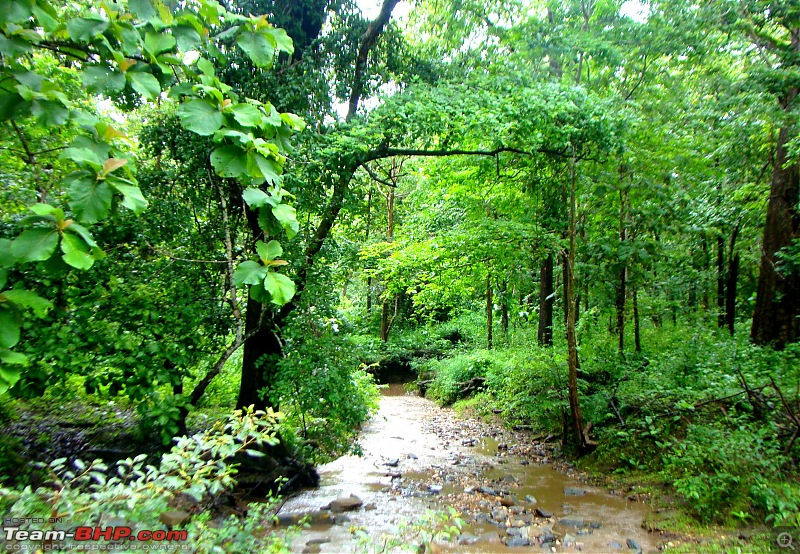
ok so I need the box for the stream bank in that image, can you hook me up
[276,384,660,553]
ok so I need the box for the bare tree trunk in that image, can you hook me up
[566,156,591,453]
[717,234,725,328]
[701,233,709,310]
[486,270,493,350]
[726,220,742,336]
[501,277,509,335]
[538,254,554,346]
[616,184,628,354]
[752,117,800,347]
[366,188,372,315]
[633,286,641,353]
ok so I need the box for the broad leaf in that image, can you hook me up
[253,153,282,184]
[263,271,295,306]
[3,289,52,318]
[12,228,59,262]
[210,145,247,178]
[129,72,161,100]
[272,204,299,238]
[280,112,306,131]
[67,17,109,42]
[107,177,148,215]
[0,362,23,395]
[144,31,176,57]
[69,176,113,224]
[60,233,94,270]
[31,99,69,127]
[178,99,223,136]
[236,31,274,68]
[0,309,20,349]
[230,103,263,127]
[266,28,294,56]
[82,64,126,94]
[0,239,16,268]
[242,187,276,209]
[233,260,267,286]
[256,240,281,262]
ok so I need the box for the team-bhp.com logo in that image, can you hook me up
[4,527,187,542]
[2,519,189,551]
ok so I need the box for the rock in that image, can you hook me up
[306,538,330,545]
[276,510,332,526]
[458,533,479,545]
[524,495,538,505]
[500,496,516,507]
[384,458,400,467]
[159,511,190,527]
[464,486,476,494]
[385,471,401,479]
[497,443,509,451]
[564,487,586,496]
[535,508,553,519]
[479,531,502,545]
[500,474,518,484]
[563,533,577,548]
[505,537,530,547]
[329,495,363,512]
[334,514,351,525]
[492,509,507,521]
[479,486,497,496]
[510,519,526,528]
[302,545,320,554]
[559,518,587,528]
[626,538,643,553]
[407,453,418,459]
[540,533,556,544]
[364,503,377,511]
[608,541,624,549]
[429,484,443,494]
[506,527,522,537]
[509,505,525,514]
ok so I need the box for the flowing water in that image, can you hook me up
[277,385,655,553]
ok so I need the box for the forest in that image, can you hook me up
[0,0,799,551]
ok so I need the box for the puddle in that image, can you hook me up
[277,386,655,553]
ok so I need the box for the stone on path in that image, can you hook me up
[159,511,190,527]
[535,508,553,518]
[328,495,363,512]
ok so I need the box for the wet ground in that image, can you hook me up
[277,385,655,553]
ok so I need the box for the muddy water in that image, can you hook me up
[278,385,654,553]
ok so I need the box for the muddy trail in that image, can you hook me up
[276,385,655,553]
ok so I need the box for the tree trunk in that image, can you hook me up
[727,253,739,336]
[501,277,509,335]
[565,156,591,454]
[486,270,493,350]
[366,188,372,315]
[751,119,800,347]
[701,233,709,310]
[616,183,627,354]
[717,234,725,328]
[237,300,282,410]
[633,286,641,353]
[538,254,554,346]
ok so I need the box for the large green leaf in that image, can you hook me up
[242,187,276,209]
[11,228,59,262]
[67,17,109,42]
[0,93,25,121]
[107,176,148,214]
[60,233,94,270]
[236,31,274,68]
[256,240,282,262]
[210,145,247,178]
[0,360,23,395]
[230,103,263,127]
[233,260,267,286]
[82,64,126,94]
[0,239,15,268]
[253,153,282,184]
[144,31,177,57]
[178,99,223,136]
[266,28,293,56]
[272,203,299,239]
[263,271,295,306]
[3,289,52,318]
[62,136,111,168]
[0,309,20,349]
[129,72,162,100]
[127,0,156,21]
[69,176,113,224]
[31,99,69,127]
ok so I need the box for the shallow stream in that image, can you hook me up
[277,385,654,553]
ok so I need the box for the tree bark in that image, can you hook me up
[616,185,628,355]
[565,156,591,454]
[633,285,641,353]
[717,234,725,328]
[538,254,554,346]
[486,270,493,350]
[751,119,800,347]
[500,277,509,335]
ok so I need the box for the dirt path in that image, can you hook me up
[277,385,655,553]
